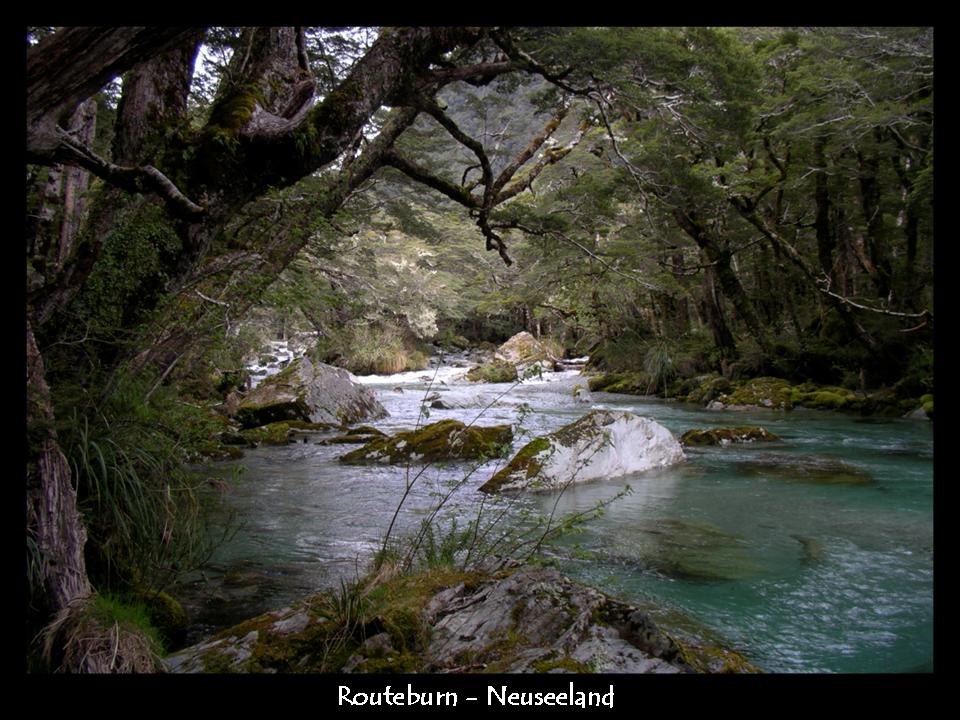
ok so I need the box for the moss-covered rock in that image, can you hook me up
[240,421,297,446]
[680,426,781,446]
[712,376,794,410]
[320,426,388,445]
[480,410,684,493]
[235,357,386,428]
[141,590,189,650]
[587,371,652,395]
[675,374,732,405]
[466,359,518,383]
[195,441,246,460]
[339,420,513,464]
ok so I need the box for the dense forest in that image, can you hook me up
[26,27,932,673]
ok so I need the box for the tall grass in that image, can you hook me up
[643,340,676,397]
[60,376,230,594]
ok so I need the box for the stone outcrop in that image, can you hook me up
[680,426,781,446]
[495,331,555,369]
[339,419,513,464]
[164,559,759,674]
[480,410,684,493]
[234,357,386,428]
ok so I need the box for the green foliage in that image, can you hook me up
[72,201,183,334]
[58,374,231,593]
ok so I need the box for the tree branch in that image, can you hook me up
[46,128,205,220]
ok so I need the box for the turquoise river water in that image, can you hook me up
[179,361,933,673]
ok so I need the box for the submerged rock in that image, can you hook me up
[620,518,764,582]
[235,357,386,428]
[164,560,759,674]
[737,453,873,485]
[680,426,781,446]
[339,419,513,464]
[480,410,684,493]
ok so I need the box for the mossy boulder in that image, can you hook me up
[675,374,732,405]
[710,376,794,410]
[789,384,864,412]
[466,359,518,383]
[319,426,388,445]
[480,410,684,493]
[339,419,513,464]
[587,371,652,395]
[235,357,386,428]
[680,426,781,446]
[141,590,189,650]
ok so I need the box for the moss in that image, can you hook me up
[235,399,311,429]
[141,590,189,649]
[240,421,294,446]
[480,436,552,493]
[674,639,762,673]
[196,441,245,460]
[922,399,933,419]
[677,374,732,404]
[680,426,780,446]
[587,371,650,395]
[716,376,794,410]
[339,420,513,465]
[467,359,518,383]
[530,654,594,674]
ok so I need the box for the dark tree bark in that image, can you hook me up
[857,137,893,301]
[672,206,770,356]
[26,318,92,617]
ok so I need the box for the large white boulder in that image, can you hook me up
[480,409,684,493]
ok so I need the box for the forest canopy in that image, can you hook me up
[25,26,932,671]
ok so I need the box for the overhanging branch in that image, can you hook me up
[43,129,205,221]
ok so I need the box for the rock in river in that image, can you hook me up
[235,356,386,428]
[480,409,684,493]
[680,426,781,446]
[339,419,513,464]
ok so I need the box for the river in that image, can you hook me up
[176,353,933,673]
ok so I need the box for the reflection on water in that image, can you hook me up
[180,363,933,673]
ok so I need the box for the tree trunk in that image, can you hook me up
[673,207,767,355]
[857,140,893,301]
[26,318,91,618]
